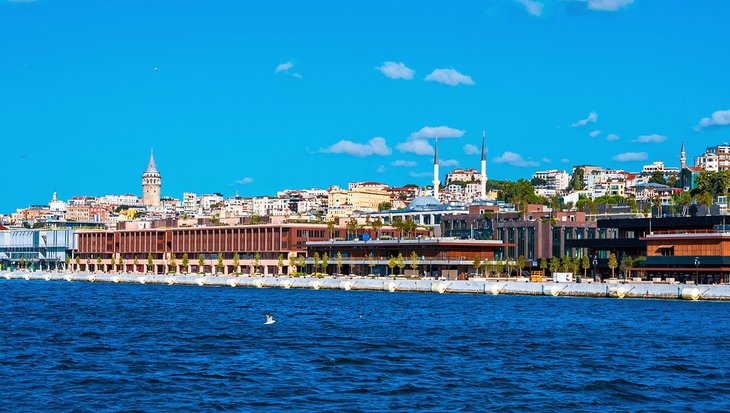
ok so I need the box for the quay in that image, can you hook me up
[3,272,730,301]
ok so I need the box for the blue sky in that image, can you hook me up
[2,0,730,211]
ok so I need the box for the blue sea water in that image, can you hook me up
[1,280,729,412]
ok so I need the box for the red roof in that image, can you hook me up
[686,166,704,172]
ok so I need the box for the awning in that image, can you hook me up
[655,245,674,249]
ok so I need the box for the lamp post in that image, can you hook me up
[694,256,700,285]
[592,256,598,282]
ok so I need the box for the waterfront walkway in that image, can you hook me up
[4,271,730,301]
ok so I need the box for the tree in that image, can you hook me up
[198,254,205,274]
[368,253,375,275]
[216,253,224,273]
[549,256,560,274]
[472,256,482,276]
[233,253,240,272]
[372,218,383,239]
[277,253,284,275]
[336,252,343,274]
[517,256,525,277]
[619,256,629,279]
[693,170,730,198]
[581,255,590,278]
[296,255,305,274]
[96,257,102,271]
[561,256,572,272]
[410,251,419,272]
[147,253,154,273]
[326,221,335,239]
[531,177,547,187]
[346,218,359,240]
[648,171,667,185]
[627,197,638,213]
[181,253,189,273]
[289,255,296,274]
[109,254,115,271]
[252,252,260,274]
[393,217,404,238]
[387,256,396,276]
[321,252,329,275]
[396,253,406,275]
[672,191,692,216]
[377,201,392,211]
[312,252,320,274]
[117,254,123,271]
[169,253,177,272]
[642,202,651,217]
[65,256,71,271]
[608,253,618,278]
[133,256,139,272]
[652,196,663,218]
[569,167,585,191]
[497,179,549,206]
[571,257,580,276]
[697,191,713,216]
[539,258,547,274]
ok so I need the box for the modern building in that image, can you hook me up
[370,196,468,236]
[0,228,77,271]
[142,150,162,208]
[640,230,730,284]
[532,169,570,192]
[695,143,730,172]
[306,238,510,279]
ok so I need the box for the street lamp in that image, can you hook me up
[694,256,700,285]
[592,256,598,281]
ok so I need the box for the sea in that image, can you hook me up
[1,279,728,412]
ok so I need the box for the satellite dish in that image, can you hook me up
[362,233,371,241]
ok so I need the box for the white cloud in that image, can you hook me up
[408,171,433,178]
[439,159,459,167]
[396,139,434,155]
[292,73,303,79]
[410,125,465,139]
[492,151,539,167]
[633,134,667,143]
[391,160,417,167]
[571,111,598,127]
[541,157,552,163]
[612,152,647,162]
[235,177,253,185]
[694,109,730,131]
[463,144,479,155]
[425,68,474,86]
[515,0,544,16]
[585,0,634,11]
[377,165,386,173]
[606,133,620,141]
[275,61,294,73]
[320,137,392,157]
[589,130,601,138]
[376,62,414,80]
[561,158,570,163]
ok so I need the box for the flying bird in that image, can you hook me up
[264,313,275,325]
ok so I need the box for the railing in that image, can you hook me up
[651,228,730,235]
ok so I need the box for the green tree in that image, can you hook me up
[473,256,482,276]
[517,255,526,276]
[561,256,572,272]
[133,256,139,272]
[326,221,335,239]
[393,217,404,238]
[109,254,115,271]
[387,256,396,276]
[312,252,320,274]
[569,167,585,191]
[581,255,590,278]
[497,179,549,205]
[169,253,177,272]
[321,252,329,275]
[571,256,580,275]
[549,256,560,274]
[117,254,123,271]
[642,202,652,217]
[648,171,667,185]
[253,252,260,274]
[627,197,638,213]
[96,257,102,271]
[396,253,406,275]
[289,255,296,274]
[65,256,71,270]
[697,191,713,215]
[277,253,284,274]
[539,257,547,274]
[232,253,240,272]
[147,253,153,273]
[377,201,392,211]
[198,254,205,273]
[372,218,383,239]
[336,251,343,274]
[181,253,189,273]
[652,196,663,218]
[693,170,730,198]
[368,253,375,275]
[608,253,618,278]
[296,255,305,274]
[672,191,692,216]
[216,253,224,273]
[346,218,359,239]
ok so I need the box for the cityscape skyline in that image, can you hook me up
[2,0,730,211]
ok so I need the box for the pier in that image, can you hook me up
[3,272,730,301]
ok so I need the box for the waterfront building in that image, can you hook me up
[640,230,730,284]
[142,150,161,208]
[0,228,77,271]
[306,238,510,279]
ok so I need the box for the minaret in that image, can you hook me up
[432,136,440,201]
[480,130,487,199]
[142,149,161,208]
[680,141,686,169]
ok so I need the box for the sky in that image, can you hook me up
[1,0,730,212]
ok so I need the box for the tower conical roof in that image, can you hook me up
[145,149,158,174]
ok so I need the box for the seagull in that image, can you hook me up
[264,313,276,325]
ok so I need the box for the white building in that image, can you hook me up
[182,192,199,215]
[532,170,570,191]
[199,194,224,214]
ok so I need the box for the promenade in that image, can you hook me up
[3,272,730,301]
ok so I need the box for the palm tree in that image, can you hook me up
[326,221,335,239]
[372,218,383,239]
[346,218,359,240]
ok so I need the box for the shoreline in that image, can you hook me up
[4,271,730,301]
